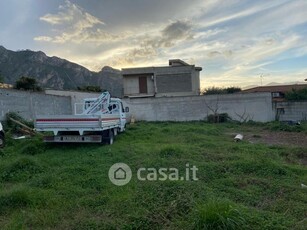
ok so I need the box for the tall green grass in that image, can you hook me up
[0,121,306,229]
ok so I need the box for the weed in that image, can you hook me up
[265,122,304,132]
[193,199,246,230]
[0,188,32,213]
[159,146,182,158]
[1,157,44,182]
[19,139,46,155]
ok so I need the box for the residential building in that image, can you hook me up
[242,84,307,101]
[122,59,202,98]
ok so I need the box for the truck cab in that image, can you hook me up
[81,97,128,133]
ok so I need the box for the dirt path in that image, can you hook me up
[228,130,307,165]
[245,131,307,148]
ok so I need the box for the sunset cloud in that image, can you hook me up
[18,0,305,88]
[35,0,118,44]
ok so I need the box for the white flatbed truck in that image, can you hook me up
[34,92,128,144]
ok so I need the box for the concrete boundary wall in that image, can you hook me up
[45,89,101,113]
[275,101,307,121]
[123,92,275,122]
[0,89,71,121]
[0,89,277,122]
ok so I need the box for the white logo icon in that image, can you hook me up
[108,163,132,186]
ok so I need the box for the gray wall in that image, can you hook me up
[156,73,192,93]
[123,92,275,122]
[5,89,306,123]
[154,65,200,97]
[0,89,71,121]
[275,101,307,121]
[45,89,101,108]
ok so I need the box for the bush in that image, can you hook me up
[202,87,241,95]
[207,113,229,123]
[77,86,105,92]
[285,88,307,101]
[15,76,42,91]
[225,87,242,94]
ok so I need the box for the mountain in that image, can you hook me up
[0,46,123,97]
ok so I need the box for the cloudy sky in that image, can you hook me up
[1,0,307,88]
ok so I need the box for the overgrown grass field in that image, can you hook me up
[0,122,306,229]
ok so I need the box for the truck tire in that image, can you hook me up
[113,128,118,136]
[108,130,114,145]
[0,133,4,148]
[102,129,114,145]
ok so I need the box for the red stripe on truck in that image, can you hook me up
[36,118,120,122]
[36,119,99,122]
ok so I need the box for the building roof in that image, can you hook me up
[242,84,307,93]
[169,59,189,66]
[122,59,202,76]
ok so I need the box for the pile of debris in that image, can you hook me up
[4,112,36,139]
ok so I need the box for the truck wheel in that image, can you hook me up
[0,133,4,148]
[102,129,114,145]
[109,130,114,145]
[113,128,118,136]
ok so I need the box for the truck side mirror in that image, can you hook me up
[125,107,129,113]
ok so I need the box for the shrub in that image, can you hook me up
[202,87,241,95]
[15,76,42,91]
[285,88,307,101]
[225,87,242,94]
[207,113,229,123]
[77,86,105,92]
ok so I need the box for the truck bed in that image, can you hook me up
[35,114,121,135]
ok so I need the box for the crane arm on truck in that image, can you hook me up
[82,91,110,115]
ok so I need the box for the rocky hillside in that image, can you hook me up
[0,46,122,97]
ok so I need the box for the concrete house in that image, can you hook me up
[242,84,307,102]
[122,59,202,98]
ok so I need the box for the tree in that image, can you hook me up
[285,88,307,101]
[201,86,241,95]
[15,76,42,91]
[225,87,241,94]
